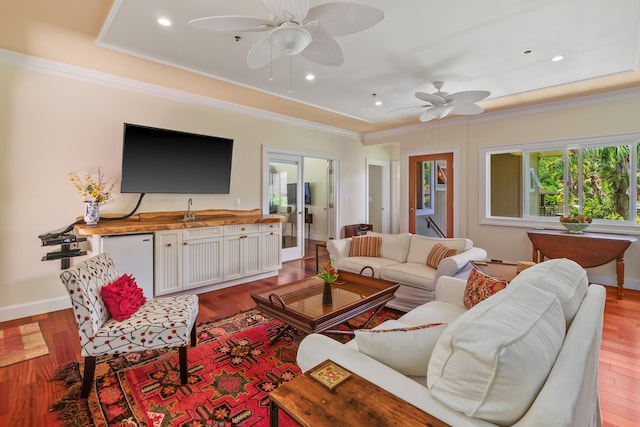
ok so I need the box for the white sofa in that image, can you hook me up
[297,258,605,427]
[327,232,487,311]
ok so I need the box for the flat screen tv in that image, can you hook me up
[287,182,311,205]
[120,123,233,194]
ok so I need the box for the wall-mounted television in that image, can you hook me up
[120,123,233,194]
[287,182,311,205]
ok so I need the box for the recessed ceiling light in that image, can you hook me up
[551,55,564,62]
[372,93,382,106]
[158,17,172,27]
[305,73,315,81]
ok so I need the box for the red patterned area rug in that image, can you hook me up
[51,307,401,426]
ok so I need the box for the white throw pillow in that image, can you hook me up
[427,283,566,426]
[367,232,411,262]
[354,320,447,377]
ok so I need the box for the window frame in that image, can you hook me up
[479,131,640,235]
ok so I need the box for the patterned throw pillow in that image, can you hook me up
[426,243,458,268]
[463,268,508,308]
[354,320,447,376]
[349,235,382,257]
[101,274,147,321]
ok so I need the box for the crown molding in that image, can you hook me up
[0,48,362,140]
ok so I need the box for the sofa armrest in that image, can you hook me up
[435,276,468,307]
[327,238,352,262]
[437,247,487,278]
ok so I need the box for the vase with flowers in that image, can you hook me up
[69,169,115,226]
[316,259,339,305]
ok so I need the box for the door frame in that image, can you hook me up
[365,158,390,233]
[262,145,340,261]
[404,147,459,236]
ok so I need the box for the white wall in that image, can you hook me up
[0,57,393,320]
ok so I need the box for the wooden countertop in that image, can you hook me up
[74,209,286,236]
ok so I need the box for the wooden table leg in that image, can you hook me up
[616,255,625,299]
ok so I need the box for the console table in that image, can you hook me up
[527,229,636,299]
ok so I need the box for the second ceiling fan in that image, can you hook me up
[189,0,385,70]
[401,81,491,122]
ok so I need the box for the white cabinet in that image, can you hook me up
[224,224,261,281]
[155,227,223,296]
[261,223,282,272]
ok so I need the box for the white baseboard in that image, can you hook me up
[0,296,71,323]
[588,273,640,292]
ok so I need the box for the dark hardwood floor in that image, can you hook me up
[1,240,639,426]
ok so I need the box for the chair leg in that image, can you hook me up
[81,356,96,399]
[179,346,188,384]
[190,323,197,347]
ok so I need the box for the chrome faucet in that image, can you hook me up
[184,198,196,221]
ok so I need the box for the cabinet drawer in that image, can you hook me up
[183,227,223,240]
[261,222,282,232]
[224,224,260,235]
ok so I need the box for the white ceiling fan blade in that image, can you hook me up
[415,91,445,105]
[420,111,436,123]
[300,36,344,66]
[446,90,490,105]
[452,103,484,115]
[262,0,309,22]
[389,104,429,113]
[188,16,273,32]
[306,2,384,36]
[247,37,282,69]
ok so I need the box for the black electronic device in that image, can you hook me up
[287,182,312,205]
[121,123,234,194]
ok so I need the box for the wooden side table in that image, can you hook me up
[527,229,636,299]
[269,360,450,427]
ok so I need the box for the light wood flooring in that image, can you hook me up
[0,240,638,426]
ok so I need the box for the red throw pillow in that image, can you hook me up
[463,268,508,308]
[101,274,147,321]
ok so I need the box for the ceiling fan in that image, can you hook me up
[398,81,491,122]
[189,0,385,70]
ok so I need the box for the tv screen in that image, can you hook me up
[120,123,233,194]
[287,182,311,205]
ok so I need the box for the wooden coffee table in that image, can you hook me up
[269,359,450,427]
[250,271,399,343]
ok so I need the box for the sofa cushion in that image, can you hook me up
[463,268,508,308]
[367,232,411,263]
[336,257,400,278]
[426,243,458,269]
[406,235,471,264]
[354,320,447,376]
[349,235,381,257]
[509,258,588,326]
[427,283,566,426]
[380,262,437,290]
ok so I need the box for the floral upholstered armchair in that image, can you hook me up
[60,253,199,398]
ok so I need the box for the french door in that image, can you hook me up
[266,154,304,261]
[408,152,454,237]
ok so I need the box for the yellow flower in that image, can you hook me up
[68,168,115,203]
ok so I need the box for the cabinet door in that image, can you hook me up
[154,230,182,296]
[243,233,262,276]
[261,230,282,272]
[223,235,243,281]
[183,237,223,289]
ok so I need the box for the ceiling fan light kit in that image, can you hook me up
[269,24,312,55]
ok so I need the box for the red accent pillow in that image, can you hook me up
[463,268,508,308]
[101,274,147,321]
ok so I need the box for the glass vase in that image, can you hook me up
[84,201,100,225]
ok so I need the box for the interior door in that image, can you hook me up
[408,153,453,237]
[266,155,304,261]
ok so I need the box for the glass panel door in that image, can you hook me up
[267,155,303,261]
